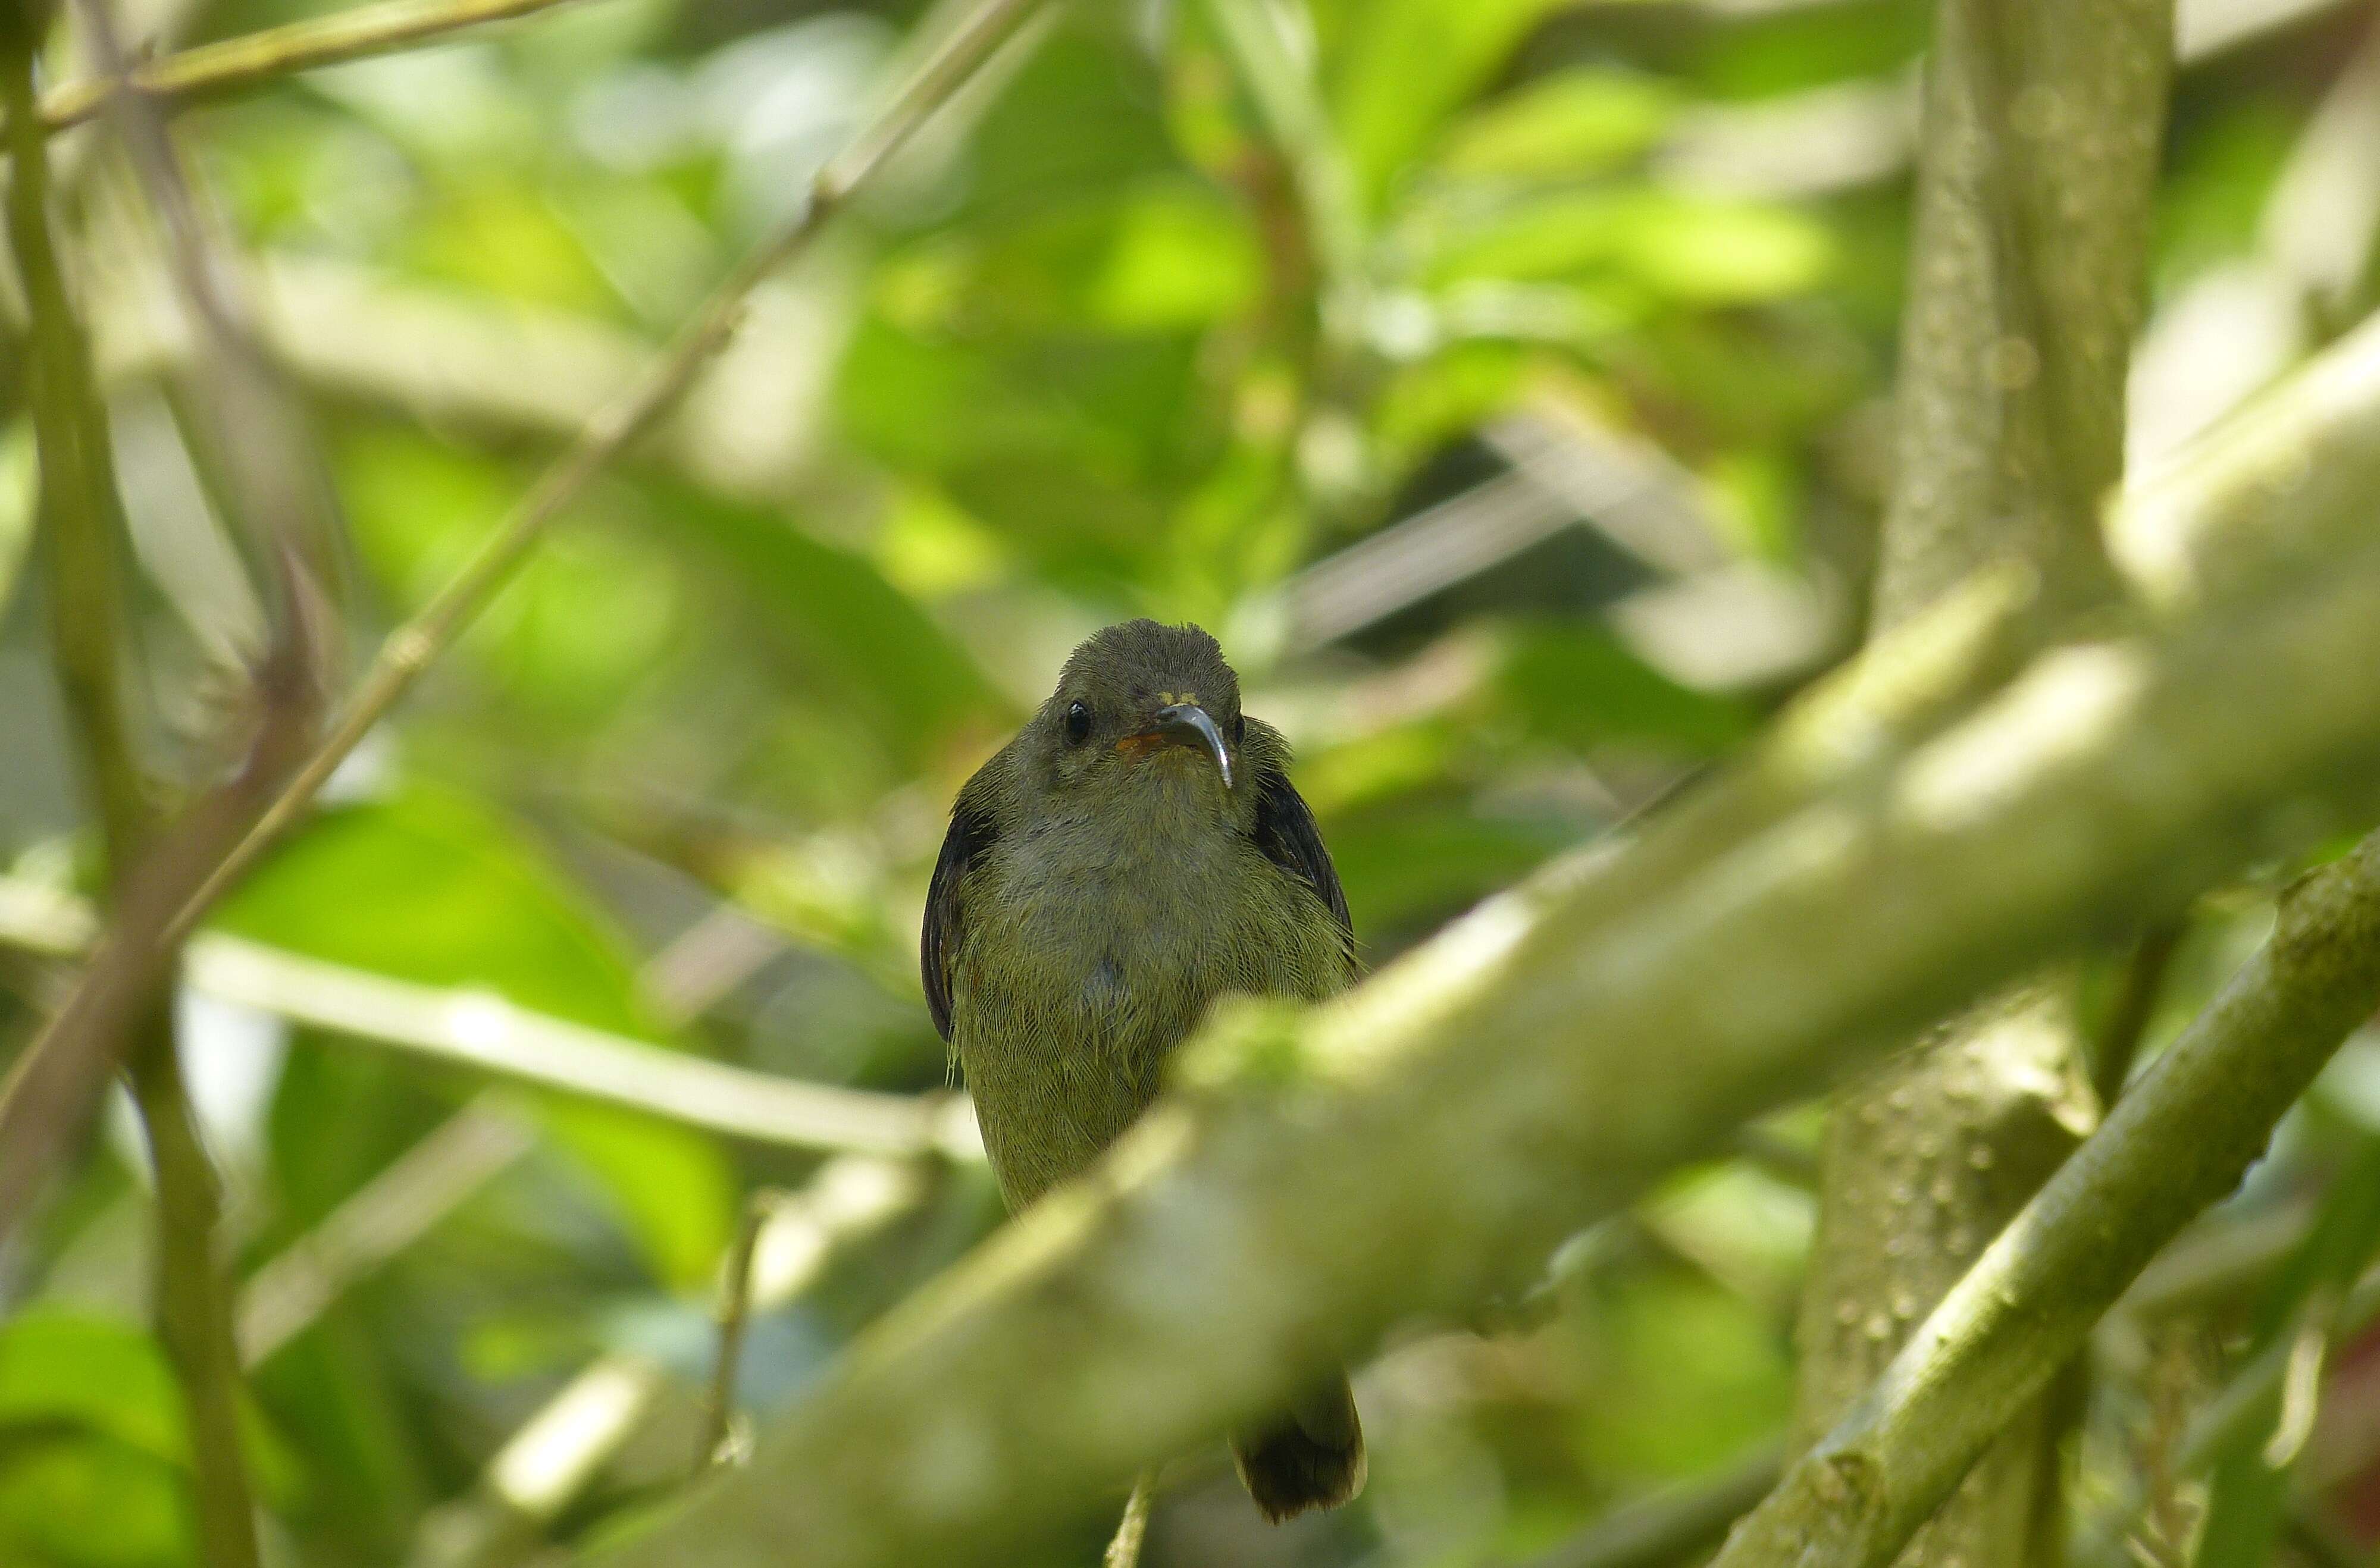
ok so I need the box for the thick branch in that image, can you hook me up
[584,509,2380,1564]
[1799,1,2174,1561]
[1708,831,2380,1568]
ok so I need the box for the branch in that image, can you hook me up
[168,0,1047,942]
[1706,831,2380,1568]
[582,456,2380,1564]
[0,874,982,1161]
[32,0,590,136]
[1793,0,2174,1560]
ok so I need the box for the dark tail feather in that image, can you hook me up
[1230,1371,1365,1524]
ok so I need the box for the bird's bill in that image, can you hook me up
[1122,702,1235,790]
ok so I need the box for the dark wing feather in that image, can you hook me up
[921,792,996,1043]
[1252,767,1352,942]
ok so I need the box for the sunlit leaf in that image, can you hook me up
[1432,189,1837,305]
[1328,0,1572,209]
[1435,68,1681,180]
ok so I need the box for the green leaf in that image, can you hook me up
[1432,189,1837,305]
[0,1437,190,1568]
[1498,622,1755,754]
[0,1312,186,1467]
[1435,68,1681,181]
[215,788,735,1289]
[1327,0,1571,209]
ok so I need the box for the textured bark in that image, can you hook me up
[1800,1,2175,1563]
[1714,832,2380,1568]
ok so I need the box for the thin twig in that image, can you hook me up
[697,1191,775,1474]
[1101,1470,1157,1568]
[171,0,1047,942]
[33,0,590,134]
[0,874,984,1161]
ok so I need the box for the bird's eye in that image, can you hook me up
[1232,711,1245,745]
[1064,700,1092,745]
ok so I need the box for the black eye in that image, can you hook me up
[1064,700,1091,745]
[1232,711,1245,745]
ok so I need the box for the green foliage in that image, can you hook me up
[0,0,2369,1561]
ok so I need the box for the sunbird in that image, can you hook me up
[922,619,1365,1522]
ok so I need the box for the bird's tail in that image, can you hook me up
[1230,1371,1365,1523]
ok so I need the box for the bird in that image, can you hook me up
[921,618,1365,1523]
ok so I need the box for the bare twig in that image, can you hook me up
[33,0,590,134]
[172,0,1047,940]
[697,1192,775,1473]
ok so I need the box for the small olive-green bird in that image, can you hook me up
[922,619,1364,1523]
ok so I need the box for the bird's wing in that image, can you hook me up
[1252,767,1352,943]
[922,791,997,1043]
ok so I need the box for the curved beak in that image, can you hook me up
[1145,702,1235,791]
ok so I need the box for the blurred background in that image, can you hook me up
[3,0,2379,1561]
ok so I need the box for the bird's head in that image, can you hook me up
[1027,620,1251,808]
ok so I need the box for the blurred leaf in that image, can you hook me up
[215,788,734,1288]
[877,180,1261,338]
[0,1437,190,1568]
[2197,1140,2380,1568]
[1676,0,1927,100]
[1496,621,1755,753]
[339,425,684,728]
[0,1312,186,1467]
[1435,68,1682,180]
[661,484,1006,772]
[1432,189,1837,305]
[1573,1268,1793,1481]
[1329,0,1571,209]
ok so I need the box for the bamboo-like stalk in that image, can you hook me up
[1706,832,2380,1568]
